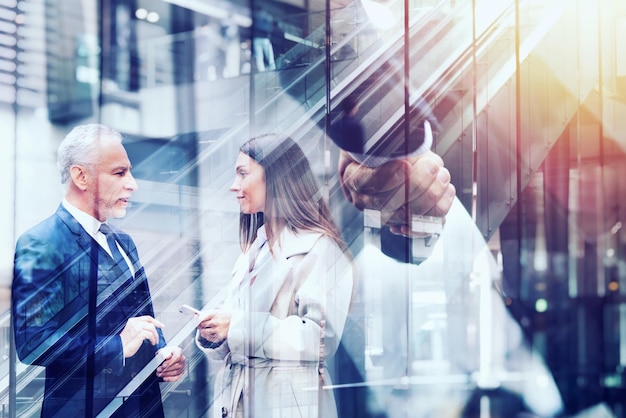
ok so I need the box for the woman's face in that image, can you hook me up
[230,151,266,214]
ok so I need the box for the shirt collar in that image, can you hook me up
[62,199,102,237]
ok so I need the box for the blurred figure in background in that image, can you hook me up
[221,14,241,78]
[252,8,276,71]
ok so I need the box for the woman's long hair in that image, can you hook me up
[238,133,350,258]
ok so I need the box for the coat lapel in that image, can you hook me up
[243,230,323,313]
[112,229,142,281]
[246,254,290,313]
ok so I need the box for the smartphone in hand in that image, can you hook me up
[179,304,200,317]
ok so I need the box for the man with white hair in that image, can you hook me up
[12,123,186,417]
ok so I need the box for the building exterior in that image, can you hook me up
[2,0,626,416]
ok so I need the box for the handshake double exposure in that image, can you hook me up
[330,108,452,261]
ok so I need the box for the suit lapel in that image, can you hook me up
[113,230,142,281]
[56,205,135,316]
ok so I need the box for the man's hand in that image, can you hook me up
[156,346,186,382]
[197,310,232,344]
[338,150,456,236]
[119,316,164,358]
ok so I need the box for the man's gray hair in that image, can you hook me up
[57,124,122,185]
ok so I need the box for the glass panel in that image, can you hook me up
[4,0,626,417]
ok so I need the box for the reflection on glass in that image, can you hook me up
[3,0,626,417]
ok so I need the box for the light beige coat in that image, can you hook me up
[197,226,355,418]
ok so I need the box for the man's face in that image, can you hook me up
[90,136,138,222]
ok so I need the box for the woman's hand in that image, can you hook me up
[197,310,232,343]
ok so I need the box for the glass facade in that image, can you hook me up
[2,0,626,416]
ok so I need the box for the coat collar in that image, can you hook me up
[56,204,134,256]
[271,227,323,259]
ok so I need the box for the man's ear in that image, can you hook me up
[70,165,90,191]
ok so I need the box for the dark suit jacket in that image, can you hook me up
[12,204,166,418]
[329,115,365,154]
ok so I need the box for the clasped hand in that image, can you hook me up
[338,150,456,237]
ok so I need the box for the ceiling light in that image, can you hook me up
[135,8,148,20]
[146,11,159,23]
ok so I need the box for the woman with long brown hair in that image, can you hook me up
[195,133,355,418]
